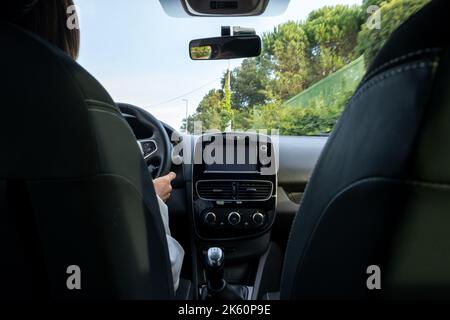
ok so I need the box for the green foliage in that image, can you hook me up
[186,1,430,136]
[357,0,430,66]
[262,21,310,100]
[279,90,353,136]
[233,108,254,131]
[219,5,364,112]
[220,72,234,131]
[182,89,222,133]
[183,77,234,133]
[251,89,353,136]
[259,5,363,100]
[303,5,364,84]
[226,59,269,109]
[252,101,285,132]
[285,55,365,109]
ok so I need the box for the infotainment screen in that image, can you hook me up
[200,133,271,173]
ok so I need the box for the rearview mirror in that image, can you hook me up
[189,35,262,60]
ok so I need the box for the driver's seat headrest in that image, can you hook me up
[0,0,39,21]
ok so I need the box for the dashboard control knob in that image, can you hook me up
[252,212,265,225]
[228,212,241,226]
[204,212,217,225]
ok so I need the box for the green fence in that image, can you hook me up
[284,55,366,109]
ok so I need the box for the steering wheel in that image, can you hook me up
[117,103,172,179]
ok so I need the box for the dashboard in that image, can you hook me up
[123,108,326,243]
[122,106,326,239]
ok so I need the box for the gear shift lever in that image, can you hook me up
[205,247,226,292]
[202,247,248,300]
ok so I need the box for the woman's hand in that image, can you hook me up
[153,172,177,202]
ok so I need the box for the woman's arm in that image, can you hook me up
[154,172,185,292]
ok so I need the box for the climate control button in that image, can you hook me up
[252,212,265,225]
[203,212,217,225]
[228,212,241,226]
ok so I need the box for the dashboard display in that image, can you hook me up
[200,133,272,173]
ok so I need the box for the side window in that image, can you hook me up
[184,0,431,136]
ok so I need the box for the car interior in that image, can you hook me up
[1,0,450,301]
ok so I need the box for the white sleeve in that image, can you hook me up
[157,195,185,292]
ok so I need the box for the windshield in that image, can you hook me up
[76,0,429,136]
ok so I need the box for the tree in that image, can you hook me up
[225,58,269,110]
[250,88,353,136]
[220,71,234,131]
[303,5,364,84]
[252,101,285,133]
[184,74,234,133]
[223,5,364,107]
[233,107,254,131]
[182,89,222,133]
[279,90,353,136]
[357,0,430,66]
[262,21,310,100]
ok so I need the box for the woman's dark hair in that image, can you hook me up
[16,0,80,59]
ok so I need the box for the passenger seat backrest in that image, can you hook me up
[281,0,450,299]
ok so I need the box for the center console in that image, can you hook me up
[193,132,277,240]
[191,132,278,299]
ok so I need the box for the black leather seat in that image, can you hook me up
[281,0,450,299]
[0,4,174,299]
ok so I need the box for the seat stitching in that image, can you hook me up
[349,60,438,108]
[362,48,441,83]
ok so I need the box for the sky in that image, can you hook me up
[76,0,361,130]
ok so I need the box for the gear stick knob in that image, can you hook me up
[206,247,224,267]
[205,247,225,291]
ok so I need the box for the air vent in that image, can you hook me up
[237,181,272,201]
[197,181,234,200]
[196,180,273,201]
